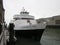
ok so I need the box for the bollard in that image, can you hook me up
[8,23,16,45]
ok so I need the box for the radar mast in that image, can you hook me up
[20,7,29,15]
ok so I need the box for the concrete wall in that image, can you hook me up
[40,26,60,45]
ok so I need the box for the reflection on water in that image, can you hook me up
[41,28,60,45]
[16,28,60,45]
[16,37,40,45]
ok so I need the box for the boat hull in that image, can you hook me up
[15,29,45,41]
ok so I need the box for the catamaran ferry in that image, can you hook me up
[10,7,46,41]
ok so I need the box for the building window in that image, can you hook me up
[55,20,60,24]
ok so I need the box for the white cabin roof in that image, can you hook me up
[13,8,34,20]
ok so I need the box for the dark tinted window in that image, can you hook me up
[55,20,60,24]
[0,23,2,35]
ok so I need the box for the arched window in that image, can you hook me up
[0,23,2,35]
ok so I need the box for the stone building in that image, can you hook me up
[0,0,5,45]
[46,15,60,25]
[0,0,5,24]
[0,0,5,34]
[37,15,60,25]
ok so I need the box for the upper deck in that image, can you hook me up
[13,8,34,20]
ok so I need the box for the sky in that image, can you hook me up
[3,0,60,24]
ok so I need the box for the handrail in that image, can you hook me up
[0,31,3,39]
[0,31,4,43]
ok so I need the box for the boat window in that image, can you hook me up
[21,18,34,20]
[27,20,30,23]
[37,21,40,24]
[20,12,29,14]
[27,20,32,25]
[14,18,20,20]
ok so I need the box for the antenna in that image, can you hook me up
[22,7,25,12]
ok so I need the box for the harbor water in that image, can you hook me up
[16,27,60,45]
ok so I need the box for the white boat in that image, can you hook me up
[10,7,46,41]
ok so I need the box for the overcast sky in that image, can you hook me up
[3,0,60,24]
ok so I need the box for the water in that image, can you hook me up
[16,37,40,45]
[16,28,60,45]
